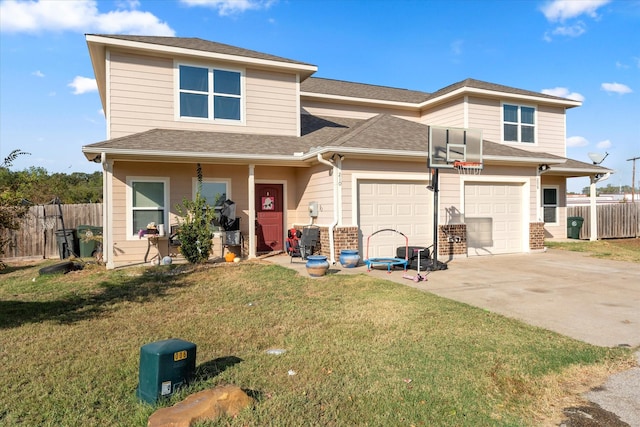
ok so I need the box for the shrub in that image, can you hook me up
[175,192,217,264]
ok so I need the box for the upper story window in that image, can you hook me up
[503,104,535,143]
[178,65,243,122]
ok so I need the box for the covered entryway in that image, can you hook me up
[255,184,283,253]
[358,180,432,258]
[464,182,523,255]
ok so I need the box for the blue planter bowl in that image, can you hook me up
[339,249,360,268]
[306,255,329,277]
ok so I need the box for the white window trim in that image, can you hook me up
[126,176,170,240]
[501,102,538,145]
[542,185,559,226]
[174,61,246,125]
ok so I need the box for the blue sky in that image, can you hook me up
[1,0,638,193]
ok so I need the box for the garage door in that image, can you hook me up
[359,180,432,259]
[465,182,523,255]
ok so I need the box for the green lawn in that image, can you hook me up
[0,259,632,426]
[545,238,640,263]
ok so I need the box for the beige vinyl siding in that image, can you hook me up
[467,96,500,141]
[295,164,334,225]
[301,99,420,121]
[536,105,566,157]
[109,52,174,138]
[421,99,464,127]
[245,69,298,135]
[108,51,300,139]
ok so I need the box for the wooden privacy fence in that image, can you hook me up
[568,202,640,240]
[2,203,103,260]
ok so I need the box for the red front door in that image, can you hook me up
[256,184,283,253]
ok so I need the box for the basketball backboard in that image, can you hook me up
[428,125,483,169]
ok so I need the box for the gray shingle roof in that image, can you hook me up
[88,34,315,67]
[301,77,576,105]
[301,77,431,103]
[428,78,574,103]
[83,113,609,174]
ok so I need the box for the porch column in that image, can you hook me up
[103,157,115,269]
[589,176,597,241]
[248,164,256,258]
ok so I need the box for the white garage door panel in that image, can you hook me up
[465,183,523,255]
[359,180,431,259]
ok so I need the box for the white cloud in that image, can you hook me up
[180,0,275,16]
[567,136,589,147]
[68,76,98,95]
[542,87,585,102]
[0,0,174,36]
[541,0,610,22]
[32,70,45,78]
[597,139,612,149]
[550,21,586,38]
[541,0,609,41]
[601,82,633,95]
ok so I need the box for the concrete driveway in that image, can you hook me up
[416,249,640,348]
[267,249,640,348]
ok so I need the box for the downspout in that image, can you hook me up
[317,153,339,264]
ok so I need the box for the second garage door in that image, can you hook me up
[464,182,523,255]
[359,180,432,259]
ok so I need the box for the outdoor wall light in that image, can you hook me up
[538,164,550,172]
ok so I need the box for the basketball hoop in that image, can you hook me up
[453,160,483,175]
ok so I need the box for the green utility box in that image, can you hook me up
[136,338,197,404]
[567,216,584,239]
[76,225,103,258]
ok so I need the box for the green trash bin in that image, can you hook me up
[567,216,584,239]
[77,225,103,258]
[55,229,78,259]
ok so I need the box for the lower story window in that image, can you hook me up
[129,178,169,235]
[543,187,558,224]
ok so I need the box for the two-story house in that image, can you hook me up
[82,34,610,269]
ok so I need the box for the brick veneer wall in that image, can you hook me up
[332,226,360,260]
[529,222,545,250]
[439,224,467,256]
[292,225,360,262]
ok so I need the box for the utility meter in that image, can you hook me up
[136,338,197,404]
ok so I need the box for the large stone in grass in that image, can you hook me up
[147,385,253,427]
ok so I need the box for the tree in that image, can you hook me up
[581,183,633,196]
[175,164,217,264]
[0,150,31,267]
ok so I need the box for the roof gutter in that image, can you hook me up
[316,153,339,264]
